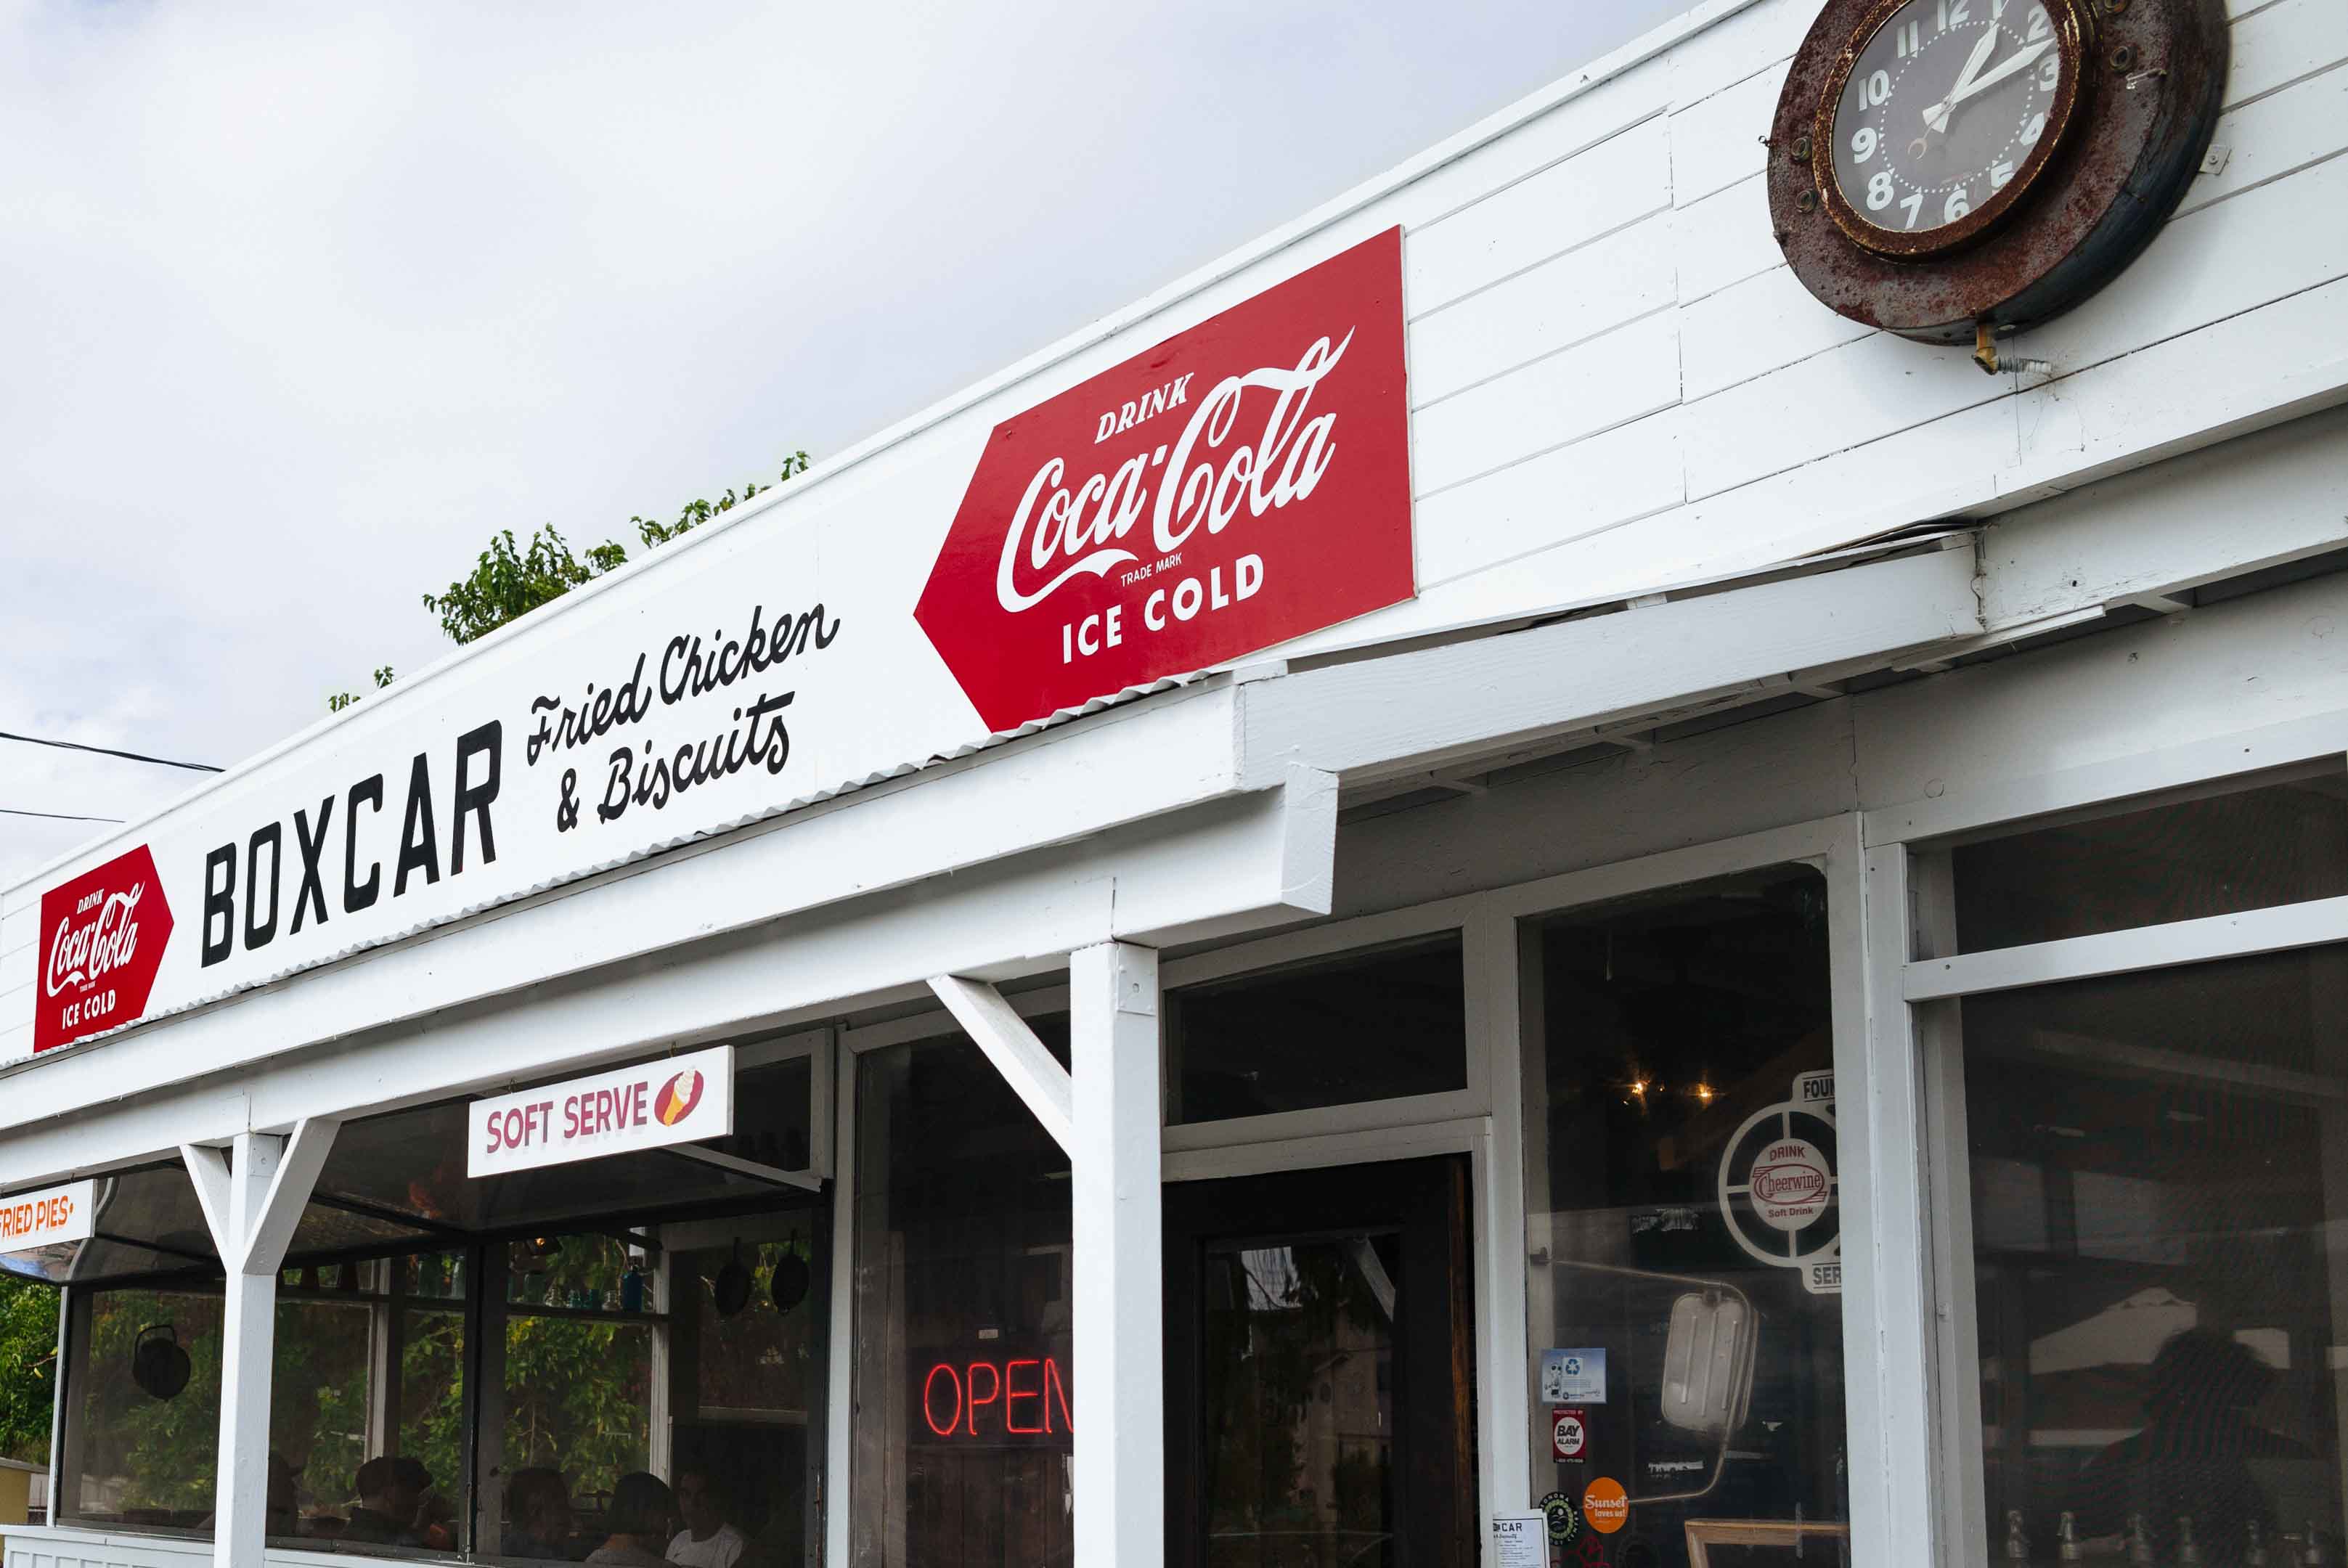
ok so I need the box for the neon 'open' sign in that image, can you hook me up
[916,1355,1073,1445]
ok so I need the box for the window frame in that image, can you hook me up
[1869,723,2348,1565]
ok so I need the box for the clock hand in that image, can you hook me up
[1943,36,2053,113]
[1922,27,2001,136]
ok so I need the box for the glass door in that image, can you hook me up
[1164,1157,1477,1568]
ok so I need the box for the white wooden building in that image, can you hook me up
[4,0,2345,1562]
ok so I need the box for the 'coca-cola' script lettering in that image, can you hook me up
[46,884,143,997]
[995,332,1350,615]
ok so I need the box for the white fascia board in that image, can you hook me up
[1980,399,2348,631]
[0,772,1332,1194]
[0,682,1257,1139]
[1236,543,1982,788]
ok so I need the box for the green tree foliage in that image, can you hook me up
[327,452,811,712]
[0,1273,59,1464]
[423,453,812,650]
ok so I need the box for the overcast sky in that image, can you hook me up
[1,0,1692,889]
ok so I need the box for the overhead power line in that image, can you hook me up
[1,806,126,824]
[0,729,222,774]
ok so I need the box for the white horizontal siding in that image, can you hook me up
[1666,0,1816,110]
[1672,173,1778,304]
[1412,311,1681,497]
[1407,213,1674,406]
[1414,413,1684,589]
[1406,115,1671,314]
[2176,62,2348,216]
[1679,263,1870,401]
[1668,60,1790,206]
[2227,0,2348,106]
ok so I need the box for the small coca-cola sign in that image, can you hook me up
[35,844,174,1053]
[915,228,1414,734]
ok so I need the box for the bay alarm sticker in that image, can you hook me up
[469,1044,734,1177]
[1552,1405,1589,1461]
[34,844,173,1053]
[0,1179,97,1254]
[915,227,1414,735]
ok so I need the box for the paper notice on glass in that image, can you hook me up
[1491,1512,1546,1568]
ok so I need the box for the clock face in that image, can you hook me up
[1827,0,2074,250]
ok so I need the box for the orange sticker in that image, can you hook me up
[1582,1477,1628,1534]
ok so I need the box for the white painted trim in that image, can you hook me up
[1161,1117,1488,1184]
[1069,942,1165,1568]
[1864,709,2347,847]
[1161,1088,1491,1155]
[1848,837,1943,1565]
[1237,545,1981,789]
[1903,892,2348,1001]
[1465,905,1531,1538]
[926,975,1076,1154]
[822,1026,857,1568]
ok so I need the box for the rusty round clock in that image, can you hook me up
[1768,0,2229,359]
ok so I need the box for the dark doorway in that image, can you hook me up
[1165,1156,1477,1568]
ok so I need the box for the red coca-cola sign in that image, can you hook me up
[34,844,173,1053]
[915,228,1414,734]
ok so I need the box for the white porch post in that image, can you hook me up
[182,1121,339,1568]
[1069,940,1164,1568]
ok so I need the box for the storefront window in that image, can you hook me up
[492,1233,659,1556]
[1950,767,2348,952]
[672,1217,826,1567]
[1950,944,2348,1562]
[1166,935,1467,1124]
[1522,867,1850,1564]
[849,1032,1074,1568]
[62,1286,225,1534]
[269,1257,469,1553]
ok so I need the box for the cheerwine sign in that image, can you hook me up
[916,228,1414,732]
[5,230,1414,1058]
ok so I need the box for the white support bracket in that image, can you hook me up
[181,1121,339,1568]
[926,973,1075,1155]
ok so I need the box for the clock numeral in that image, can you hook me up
[2038,54,2060,89]
[1991,159,2016,188]
[1945,187,1973,222]
[1900,189,1925,228]
[2027,4,2052,41]
[1864,68,1892,106]
[2019,111,2047,145]
[1867,169,1898,211]
[1944,0,1971,26]
[1851,126,1880,163]
[1896,18,1923,56]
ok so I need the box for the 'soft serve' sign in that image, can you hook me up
[468,1045,734,1177]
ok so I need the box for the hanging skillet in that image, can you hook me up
[769,1249,810,1315]
[132,1323,191,1401]
[711,1241,751,1318]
